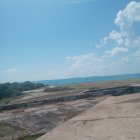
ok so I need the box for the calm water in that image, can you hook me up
[34,73,140,86]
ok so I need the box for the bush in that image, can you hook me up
[0,81,44,99]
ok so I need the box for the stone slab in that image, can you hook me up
[38,93,140,140]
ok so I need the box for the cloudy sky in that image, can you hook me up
[0,0,140,82]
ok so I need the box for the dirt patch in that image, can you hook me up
[0,123,24,140]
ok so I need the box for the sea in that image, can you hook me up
[34,73,140,86]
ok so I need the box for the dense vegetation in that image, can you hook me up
[0,81,45,99]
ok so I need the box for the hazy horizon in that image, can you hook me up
[1,0,140,82]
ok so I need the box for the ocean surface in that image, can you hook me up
[34,73,140,86]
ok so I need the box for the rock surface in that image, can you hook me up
[0,96,106,140]
[38,93,140,140]
[1,86,138,112]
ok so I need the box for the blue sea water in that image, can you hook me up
[34,73,140,86]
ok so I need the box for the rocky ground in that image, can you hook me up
[38,93,140,140]
[0,79,140,140]
[0,96,107,140]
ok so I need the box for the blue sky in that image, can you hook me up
[0,0,140,82]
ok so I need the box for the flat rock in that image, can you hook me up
[38,93,140,140]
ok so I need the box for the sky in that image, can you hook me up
[0,0,140,82]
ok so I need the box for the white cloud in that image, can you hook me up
[105,47,128,57]
[109,30,123,45]
[67,51,140,77]
[96,36,108,48]
[97,1,140,48]
[132,48,140,64]
[115,1,140,30]
[67,53,102,69]
[114,1,140,48]
[3,68,21,74]
[67,53,106,76]
[67,1,140,76]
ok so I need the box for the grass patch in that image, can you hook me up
[0,124,17,137]
[18,133,44,140]
[65,109,82,120]
[0,123,26,139]
[0,94,26,105]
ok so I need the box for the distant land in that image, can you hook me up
[34,73,140,86]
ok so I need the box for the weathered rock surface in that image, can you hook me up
[1,85,139,112]
[0,96,106,140]
[38,93,140,140]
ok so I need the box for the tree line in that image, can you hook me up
[0,81,45,99]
